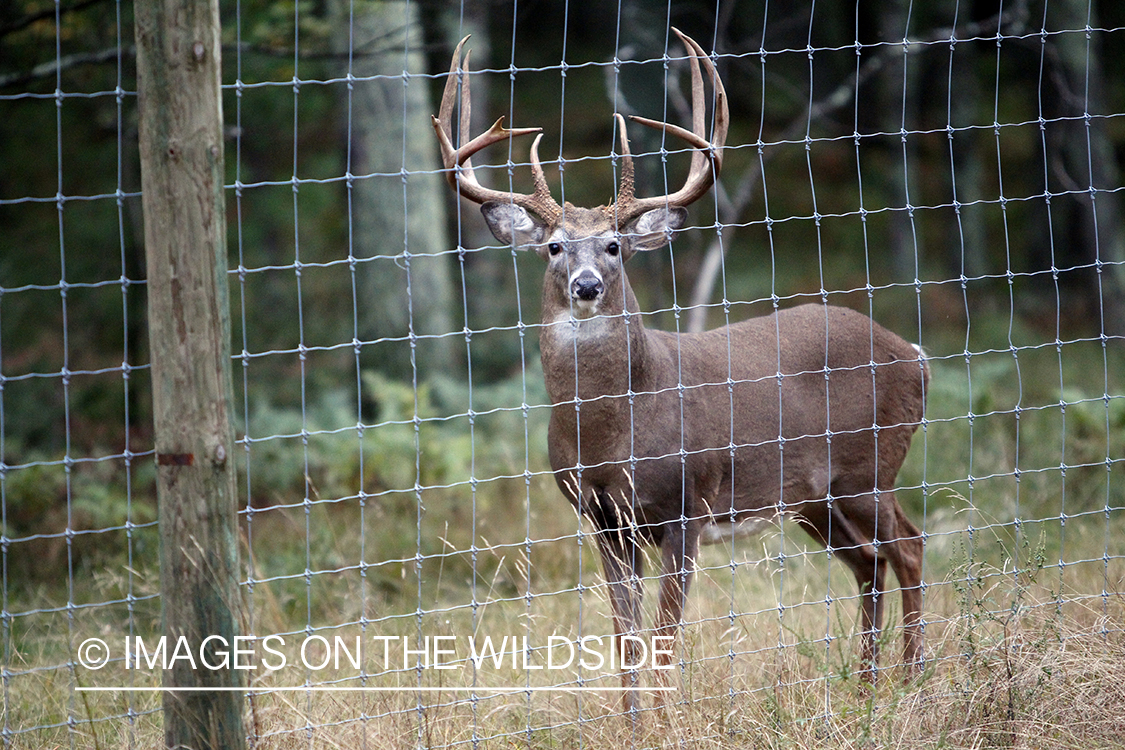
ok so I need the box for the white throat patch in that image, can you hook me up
[569,297,599,319]
[547,310,610,346]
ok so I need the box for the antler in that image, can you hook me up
[606,28,728,227]
[431,37,563,225]
[432,31,726,230]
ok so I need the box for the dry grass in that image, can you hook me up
[229,570,1125,749]
[8,510,1125,749]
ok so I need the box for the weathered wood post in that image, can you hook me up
[134,0,245,746]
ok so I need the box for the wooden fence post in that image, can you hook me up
[134,0,245,746]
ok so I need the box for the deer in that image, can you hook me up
[432,30,928,709]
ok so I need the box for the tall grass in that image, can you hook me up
[33,521,1124,748]
[4,337,1122,748]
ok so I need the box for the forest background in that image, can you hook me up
[0,0,1123,745]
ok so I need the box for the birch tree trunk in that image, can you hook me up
[335,0,454,379]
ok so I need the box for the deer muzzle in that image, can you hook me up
[571,272,603,302]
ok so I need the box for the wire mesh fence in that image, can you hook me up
[1,0,1123,747]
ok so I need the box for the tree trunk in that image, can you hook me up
[134,0,245,745]
[878,0,924,284]
[946,38,987,283]
[425,7,520,380]
[335,0,454,379]
[1039,0,1124,332]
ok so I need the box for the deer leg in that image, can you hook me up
[650,520,699,706]
[795,502,885,677]
[656,521,700,659]
[858,553,888,676]
[590,492,645,711]
[829,486,925,676]
[877,499,925,672]
[829,510,886,678]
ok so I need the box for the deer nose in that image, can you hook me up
[571,274,603,301]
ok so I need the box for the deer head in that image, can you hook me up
[431,29,728,320]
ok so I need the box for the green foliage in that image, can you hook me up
[237,365,552,625]
[2,442,159,590]
[232,0,333,53]
[896,339,1124,527]
[240,364,549,504]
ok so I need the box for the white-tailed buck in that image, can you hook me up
[433,30,928,708]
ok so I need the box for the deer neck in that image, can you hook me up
[539,275,654,406]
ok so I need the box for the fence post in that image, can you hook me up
[134,0,245,747]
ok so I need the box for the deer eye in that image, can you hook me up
[606,241,620,256]
[548,242,562,256]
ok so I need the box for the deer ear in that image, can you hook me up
[481,202,547,249]
[625,207,688,257]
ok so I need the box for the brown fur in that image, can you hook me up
[435,31,926,710]
[540,258,928,701]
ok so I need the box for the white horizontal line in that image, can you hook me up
[77,685,674,693]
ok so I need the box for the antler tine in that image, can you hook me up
[431,36,562,222]
[457,46,472,165]
[527,132,556,211]
[608,28,728,226]
[613,113,636,208]
[433,36,473,185]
